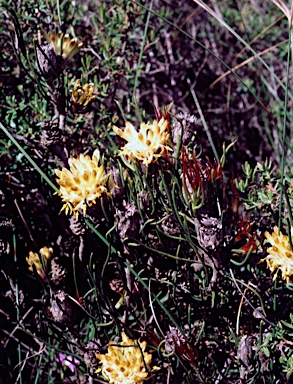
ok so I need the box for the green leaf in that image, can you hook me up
[263,346,270,357]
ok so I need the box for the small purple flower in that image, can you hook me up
[57,352,79,373]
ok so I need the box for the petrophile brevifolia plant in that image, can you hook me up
[2,1,293,383]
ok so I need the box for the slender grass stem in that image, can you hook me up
[13,231,22,384]
[56,0,62,27]
[134,1,293,103]
[132,0,153,103]
[0,122,58,192]
[278,32,292,231]
[188,80,219,162]
[125,262,185,336]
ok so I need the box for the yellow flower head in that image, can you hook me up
[71,79,96,111]
[26,246,53,279]
[96,331,152,384]
[42,30,83,60]
[55,150,113,215]
[260,226,293,282]
[113,118,171,165]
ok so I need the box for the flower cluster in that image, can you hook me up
[181,147,223,211]
[181,147,206,209]
[42,30,83,61]
[26,246,53,280]
[55,150,113,215]
[113,118,171,165]
[71,79,96,112]
[261,226,293,282]
[96,331,152,383]
[55,115,173,215]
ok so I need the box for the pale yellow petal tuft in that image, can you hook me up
[95,332,153,383]
[55,150,114,215]
[113,118,171,165]
[261,226,293,282]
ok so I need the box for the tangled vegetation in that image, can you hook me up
[1,0,293,383]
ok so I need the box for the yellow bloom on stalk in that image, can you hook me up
[55,150,113,216]
[42,30,83,60]
[71,79,96,111]
[113,118,171,165]
[260,226,293,282]
[26,246,53,280]
[96,331,152,384]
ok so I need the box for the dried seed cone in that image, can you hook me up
[50,290,73,326]
[50,258,67,288]
[69,215,86,236]
[41,121,61,147]
[84,340,102,370]
[36,44,58,79]
[116,201,140,239]
[172,111,196,145]
[96,332,152,384]
[57,232,80,256]
[194,215,223,250]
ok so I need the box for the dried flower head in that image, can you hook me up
[42,30,83,61]
[113,118,171,165]
[55,150,114,215]
[69,214,86,236]
[50,289,73,326]
[36,44,58,79]
[96,331,152,383]
[84,339,102,371]
[71,79,96,112]
[40,120,61,147]
[50,257,67,288]
[0,239,10,256]
[165,326,197,366]
[26,246,53,280]
[194,215,223,250]
[260,226,293,282]
[172,111,196,145]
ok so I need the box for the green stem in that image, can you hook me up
[84,218,116,253]
[14,231,22,384]
[125,262,185,336]
[188,79,219,162]
[230,245,254,266]
[56,0,62,27]
[134,1,293,104]
[132,0,153,103]
[278,23,292,230]
[0,122,58,192]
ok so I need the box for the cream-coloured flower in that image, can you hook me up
[113,118,171,165]
[42,30,83,60]
[26,246,53,280]
[71,79,96,111]
[96,331,152,384]
[39,246,53,260]
[55,150,113,215]
[260,226,293,282]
